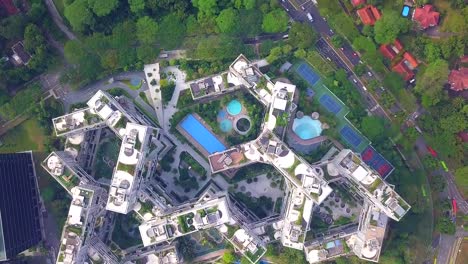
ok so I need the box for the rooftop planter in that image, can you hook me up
[117,162,136,175]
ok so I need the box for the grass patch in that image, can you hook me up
[0,118,46,153]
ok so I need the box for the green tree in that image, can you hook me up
[383,72,405,94]
[262,9,288,33]
[64,0,94,31]
[361,116,385,142]
[353,64,366,76]
[193,0,218,18]
[353,36,376,53]
[424,42,442,63]
[0,14,26,40]
[27,2,47,24]
[128,0,145,14]
[244,0,256,10]
[415,59,449,108]
[222,251,236,264]
[159,14,186,49]
[136,16,159,44]
[216,8,239,34]
[289,22,318,49]
[441,9,466,34]
[330,35,345,47]
[23,24,46,54]
[88,0,119,16]
[374,11,411,44]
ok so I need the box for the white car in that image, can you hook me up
[367,71,373,77]
[352,79,358,83]
[307,13,314,22]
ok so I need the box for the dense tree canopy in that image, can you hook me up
[415,59,449,108]
[289,22,318,49]
[361,116,386,142]
[262,9,288,33]
[128,0,145,14]
[64,0,94,31]
[216,8,239,34]
[374,11,411,44]
[88,0,119,17]
[136,16,159,44]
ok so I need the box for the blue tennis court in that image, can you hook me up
[296,63,320,85]
[319,94,342,114]
[340,126,363,148]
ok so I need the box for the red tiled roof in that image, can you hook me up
[394,39,403,50]
[403,52,419,68]
[448,68,468,91]
[379,39,404,60]
[458,132,468,142]
[351,0,366,6]
[392,59,414,81]
[0,0,18,15]
[379,45,396,60]
[357,5,381,25]
[413,5,440,29]
[460,56,468,63]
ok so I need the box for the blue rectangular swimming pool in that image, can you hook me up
[180,114,227,154]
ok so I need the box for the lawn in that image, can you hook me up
[0,118,46,153]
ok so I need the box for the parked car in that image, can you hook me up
[307,13,314,22]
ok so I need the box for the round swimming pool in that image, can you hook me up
[226,100,242,115]
[220,119,233,132]
[292,116,323,140]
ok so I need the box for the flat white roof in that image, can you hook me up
[351,165,368,182]
[273,98,288,110]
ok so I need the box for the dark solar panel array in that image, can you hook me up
[0,153,42,259]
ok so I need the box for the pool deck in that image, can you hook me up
[177,113,228,157]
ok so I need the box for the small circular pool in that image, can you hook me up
[226,100,242,115]
[220,119,233,132]
[234,115,251,135]
[292,116,323,140]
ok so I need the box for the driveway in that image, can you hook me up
[43,0,77,40]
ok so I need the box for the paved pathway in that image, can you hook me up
[43,0,77,40]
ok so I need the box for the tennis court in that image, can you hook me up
[340,125,363,148]
[361,146,394,178]
[297,63,320,86]
[319,94,342,114]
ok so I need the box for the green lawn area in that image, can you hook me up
[0,118,46,153]
[93,138,120,180]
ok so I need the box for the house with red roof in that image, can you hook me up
[457,132,468,143]
[392,60,414,81]
[357,5,381,25]
[351,0,366,7]
[403,52,419,69]
[379,39,403,60]
[0,0,18,16]
[412,5,440,29]
[448,68,468,91]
